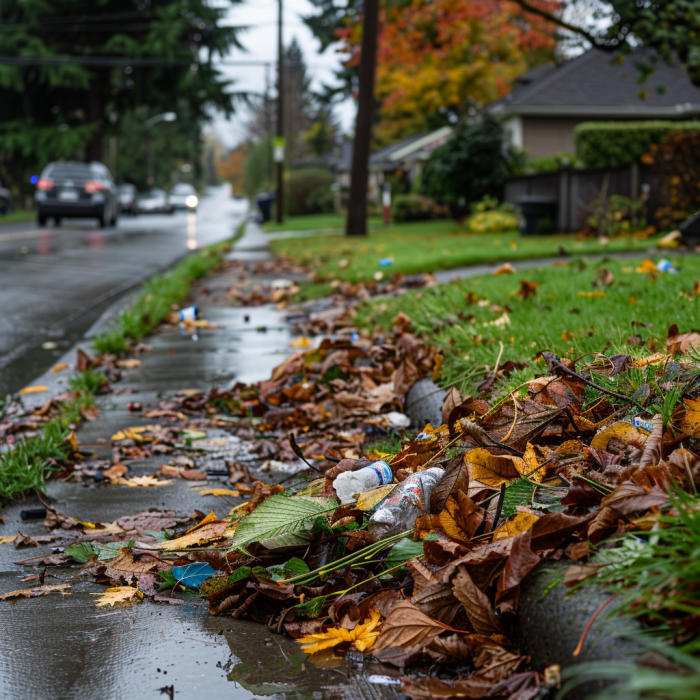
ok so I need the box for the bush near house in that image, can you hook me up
[285,167,334,216]
[575,120,700,168]
[464,196,518,233]
[649,130,700,229]
[421,119,509,216]
[392,193,447,222]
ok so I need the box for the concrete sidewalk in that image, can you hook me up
[0,220,399,700]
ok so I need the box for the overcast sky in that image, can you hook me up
[211,0,355,148]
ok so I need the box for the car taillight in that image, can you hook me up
[84,180,105,193]
[37,178,53,190]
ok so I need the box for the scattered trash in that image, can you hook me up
[20,508,47,520]
[127,402,143,412]
[386,411,411,429]
[179,306,200,322]
[333,460,394,503]
[270,278,294,290]
[42,341,57,350]
[658,229,681,248]
[657,258,680,274]
[368,467,444,540]
[633,416,654,432]
[378,257,394,267]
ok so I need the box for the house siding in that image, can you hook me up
[522,117,583,157]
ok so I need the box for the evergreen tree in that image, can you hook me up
[0,0,244,192]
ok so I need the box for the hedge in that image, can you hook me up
[575,120,700,168]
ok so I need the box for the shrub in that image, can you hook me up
[421,119,508,212]
[586,193,648,237]
[649,130,700,229]
[286,168,334,216]
[392,193,447,223]
[525,151,581,173]
[575,121,700,168]
[464,196,518,233]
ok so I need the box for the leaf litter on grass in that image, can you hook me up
[10,254,700,696]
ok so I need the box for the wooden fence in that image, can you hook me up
[504,163,643,232]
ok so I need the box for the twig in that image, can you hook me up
[572,592,618,657]
[487,483,507,541]
[547,355,645,409]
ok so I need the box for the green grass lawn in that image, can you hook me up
[357,254,693,395]
[264,212,384,233]
[271,218,661,294]
[0,209,37,225]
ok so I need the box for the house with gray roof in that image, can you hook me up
[488,49,700,158]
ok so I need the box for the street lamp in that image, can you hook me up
[145,112,177,186]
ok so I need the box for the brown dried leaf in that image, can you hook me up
[373,600,448,655]
[452,566,500,635]
[430,454,469,514]
[464,449,523,488]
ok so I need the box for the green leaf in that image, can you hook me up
[502,478,536,518]
[94,540,134,561]
[227,566,251,584]
[384,538,424,568]
[144,530,170,542]
[292,595,327,619]
[157,570,179,592]
[65,542,96,564]
[267,557,310,581]
[229,494,338,553]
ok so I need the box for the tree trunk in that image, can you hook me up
[345,0,379,237]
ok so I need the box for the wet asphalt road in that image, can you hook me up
[0,186,248,396]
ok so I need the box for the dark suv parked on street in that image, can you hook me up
[35,161,119,227]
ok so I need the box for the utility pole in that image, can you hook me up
[275,0,285,224]
[346,0,379,237]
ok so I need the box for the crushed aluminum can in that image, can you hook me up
[633,416,654,432]
[179,306,199,321]
[366,675,402,685]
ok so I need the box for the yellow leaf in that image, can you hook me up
[51,363,68,374]
[355,484,397,511]
[112,475,172,488]
[0,537,15,545]
[493,263,514,275]
[590,422,648,450]
[298,607,382,654]
[116,359,141,369]
[289,336,314,349]
[681,398,700,436]
[578,291,606,298]
[493,512,539,540]
[1,584,71,600]
[157,521,231,551]
[196,488,240,497]
[19,385,49,395]
[521,443,546,483]
[92,586,143,608]
[632,353,666,368]
[185,510,217,535]
[636,259,657,274]
[111,426,150,442]
[464,448,523,488]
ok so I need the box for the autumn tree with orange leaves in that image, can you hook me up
[335,0,559,145]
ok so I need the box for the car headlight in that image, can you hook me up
[185,195,198,208]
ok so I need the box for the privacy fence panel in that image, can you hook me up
[505,164,639,232]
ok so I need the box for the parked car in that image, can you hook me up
[35,161,118,227]
[117,184,138,215]
[136,188,173,214]
[167,183,198,211]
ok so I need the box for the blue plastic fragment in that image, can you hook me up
[378,257,394,266]
[171,562,216,588]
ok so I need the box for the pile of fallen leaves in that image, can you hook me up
[9,315,700,697]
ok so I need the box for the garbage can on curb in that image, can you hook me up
[254,192,276,223]
[517,196,558,236]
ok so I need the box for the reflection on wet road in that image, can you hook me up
[0,186,247,396]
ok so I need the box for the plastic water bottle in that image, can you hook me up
[333,460,393,503]
[368,467,445,541]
